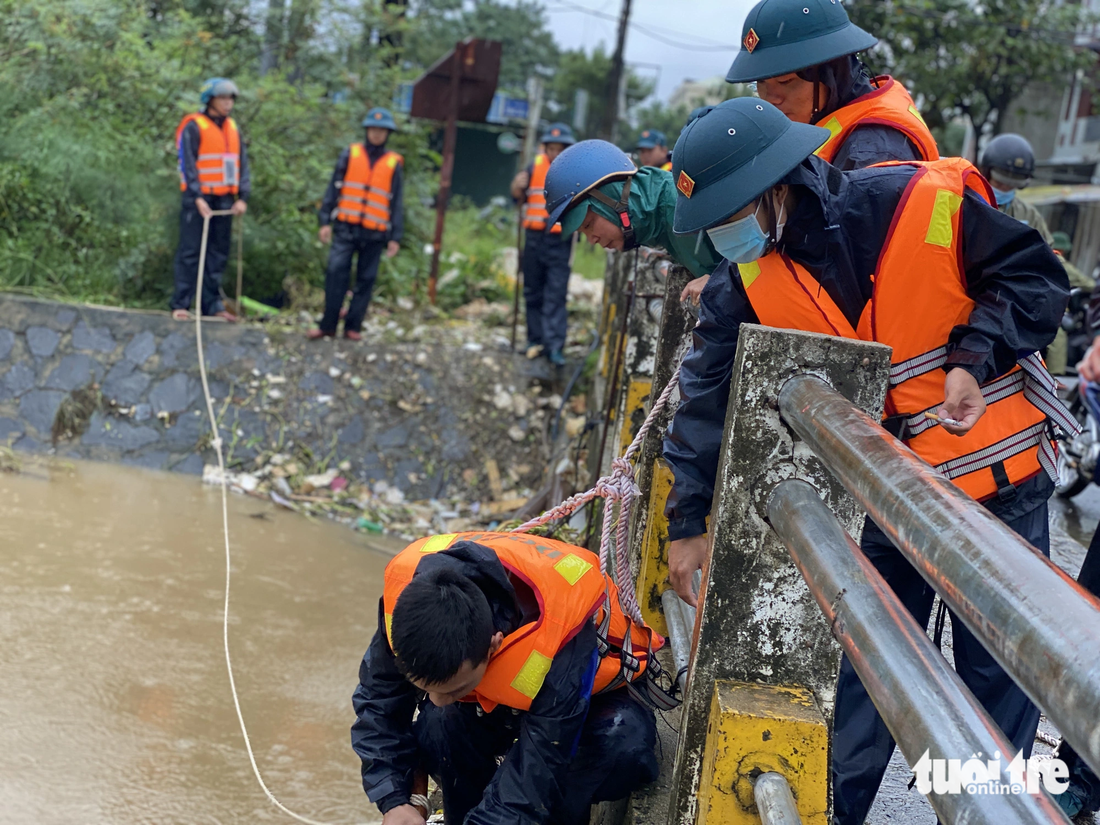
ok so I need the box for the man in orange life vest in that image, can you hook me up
[663,99,1071,824]
[510,123,577,367]
[635,129,672,171]
[172,78,250,322]
[309,107,404,341]
[351,533,663,824]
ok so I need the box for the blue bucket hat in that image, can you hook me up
[726,0,878,83]
[200,78,240,106]
[363,107,398,131]
[635,129,668,150]
[540,122,577,146]
[672,97,830,235]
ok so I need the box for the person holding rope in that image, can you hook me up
[351,532,670,824]
[171,77,249,322]
[662,98,1071,824]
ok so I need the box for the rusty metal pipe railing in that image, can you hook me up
[769,479,1069,825]
[753,772,804,825]
[778,374,1100,777]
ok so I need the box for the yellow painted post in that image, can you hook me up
[635,458,673,635]
[697,681,829,825]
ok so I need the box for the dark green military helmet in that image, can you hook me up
[726,0,877,83]
[672,97,830,235]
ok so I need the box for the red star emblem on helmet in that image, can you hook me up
[677,170,695,198]
[374,113,382,119]
[552,128,560,136]
[744,27,760,53]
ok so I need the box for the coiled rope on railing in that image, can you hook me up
[512,365,682,626]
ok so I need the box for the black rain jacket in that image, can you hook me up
[350,540,599,823]
[663,156,1068,542]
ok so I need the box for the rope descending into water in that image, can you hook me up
[194,210,367,825]
[511,365,682,627]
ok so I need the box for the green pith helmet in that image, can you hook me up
[636,129,668,149]
[540,122,577,146]
[362,107,398,131]
[725,0,877,83]
[671,97,830,235]
[1052,231,1072,253]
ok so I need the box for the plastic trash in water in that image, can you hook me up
[356,517,384,533]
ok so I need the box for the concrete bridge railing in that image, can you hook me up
[592,292,1100,823]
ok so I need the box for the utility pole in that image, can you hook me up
[600,0,632,141]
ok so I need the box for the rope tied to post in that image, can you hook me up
[512,364,682,627]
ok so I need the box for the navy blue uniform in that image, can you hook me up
[662,156,1068,825]
[350,542,658,824]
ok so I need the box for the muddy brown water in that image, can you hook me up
[0,459,403,824]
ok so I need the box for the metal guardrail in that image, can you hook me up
[777,373,1100,781]
[769,479,1067,824]
[660,569,699,694]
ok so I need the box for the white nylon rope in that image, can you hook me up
[193,210,366,825]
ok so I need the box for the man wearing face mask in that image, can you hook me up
[727,0,937,171]
[542,139,721,281]
[978,133,1054,244]
[663,98,1071,825]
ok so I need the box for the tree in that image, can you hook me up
[548,46,654,141]
[404,0,559,92]
[847,0,1097,139]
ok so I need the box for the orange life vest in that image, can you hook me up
[176,113,241,196]
[814,76,939,165]
[382,532,664,713]
[660,161,673,172]
[738,158,1075,501]
[336,144,403,231]
[523,154,562,234]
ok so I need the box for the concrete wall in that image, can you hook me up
[0,295,548,502]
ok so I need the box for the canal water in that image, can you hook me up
[0,458,402,824]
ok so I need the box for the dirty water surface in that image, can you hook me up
[0,459,402,824]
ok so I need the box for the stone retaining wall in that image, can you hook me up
[0,295,548,502]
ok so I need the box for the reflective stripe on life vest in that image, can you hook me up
[814,76,939,165]
[176,113,241,196]
[337,144,402,231]
[523,154,562,234]
[382,532,664,712]
[739,157,1077,501]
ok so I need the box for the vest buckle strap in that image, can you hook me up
[889,345,948,387]
[1018,352,1082,437]
[1038,432,1059,483]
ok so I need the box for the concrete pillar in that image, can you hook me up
[669,324,891,824]
[628,265,695,634]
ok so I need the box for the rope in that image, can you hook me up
[193,210,365,825]
[512,365,682,627]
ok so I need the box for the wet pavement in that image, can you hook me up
[0,458,401,824]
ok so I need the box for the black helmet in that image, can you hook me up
[726,0,877,83]
[979,133,1036,185]
[672,97,830,234]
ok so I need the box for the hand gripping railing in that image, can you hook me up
[776,373,1100,783]
[769,479,1066,824]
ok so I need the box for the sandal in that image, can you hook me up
[171,309,192,321]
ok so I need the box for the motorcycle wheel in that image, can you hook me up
[1056,448,1092,498]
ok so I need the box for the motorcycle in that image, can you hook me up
[1056,377,1100,498]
